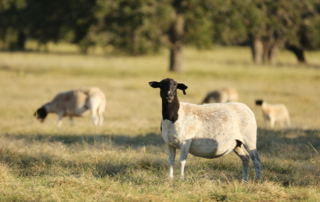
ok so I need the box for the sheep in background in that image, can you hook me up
[35,87,106,127]
[255,100,291,129]
[149,78,261,181]
[202,87,239,104]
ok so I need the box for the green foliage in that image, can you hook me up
[96,0,172,55]
[96,0,215,54]
[298,2,320,50]
[1,0,320,59]
[0,0,96,51]
[184,0,214,49]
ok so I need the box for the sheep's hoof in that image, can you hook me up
[241,179,248,184]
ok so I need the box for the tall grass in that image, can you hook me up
[0,45,320,201]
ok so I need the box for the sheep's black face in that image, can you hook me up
[160,79,178,103]
[34,106,48,122]
[255,100,263,106]
[149,78,188,103]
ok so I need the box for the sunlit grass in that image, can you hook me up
[0,45,320,201]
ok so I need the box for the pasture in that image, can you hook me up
[0,45,320,201]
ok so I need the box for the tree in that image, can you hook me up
[285,1,320,63]
[97,0,214,72]
[26,0,97,53]
[211,0,320,65]
[0,0,29,50]
[0,0,96,52]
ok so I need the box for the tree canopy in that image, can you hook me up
[1,0,320,70]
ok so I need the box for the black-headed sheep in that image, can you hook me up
[255,100,291,129]
[149,78,261,181]
[35,87,106,127]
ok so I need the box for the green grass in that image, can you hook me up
[0,45,320,201]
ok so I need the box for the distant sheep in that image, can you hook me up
[149,78,261,181]
[202,87,239,104]
[35,87,106,127]
[255,100,291,129]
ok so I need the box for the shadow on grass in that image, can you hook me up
[3,132,165,148]
[4,128,320,149]
[0,143,167,179]
[1,128,320,186]
[257,128,320,150]
[0,149,130,177]
[212,59,320,69]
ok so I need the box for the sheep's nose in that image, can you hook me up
[167,91,173,96]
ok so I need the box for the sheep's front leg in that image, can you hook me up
[57,111,64,127]
[167,145,176,179]
[270,118,275,129]
[179,139,192,179]
[263,116,267,128]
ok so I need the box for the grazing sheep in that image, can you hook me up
[149,78,261,181]
[255,100,291,129]
[35,87,106,127]
[202,87,239,104]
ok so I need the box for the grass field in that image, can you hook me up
[0,45,320,201]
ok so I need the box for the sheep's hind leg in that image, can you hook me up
[287,118,291,128]
[234,141,250,181]
[179,139,192,179]
[89,104,99,126]
[88,96,101,126]
[280,121,284,129]
[167,145,176,179]
[97,110,104,126]
[249,149,261,180]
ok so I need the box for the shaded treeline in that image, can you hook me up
[1,0,320,71]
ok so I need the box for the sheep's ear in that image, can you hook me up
[149,81,160,88]
[177,83,188,95]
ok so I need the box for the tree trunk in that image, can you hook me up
[268,44,279,65]
[286,45,306,63]
[249,35,264,64]
[168,13,184,72]
[169,44,183,72]
[262,42,270,64]
[265,34,283,65]
[17,30,27,50]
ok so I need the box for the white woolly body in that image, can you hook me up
[161,102,257,159]
[202,87,239,104]
[260,102,291,128]
[44,87,106,126]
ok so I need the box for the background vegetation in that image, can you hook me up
[1,0,320,201]
[2,0,320,71]
[0,45,320,201]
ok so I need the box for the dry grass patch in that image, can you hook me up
[0,46,320,201]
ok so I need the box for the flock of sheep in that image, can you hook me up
[202,87,291,129]
[34,78,291,181]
